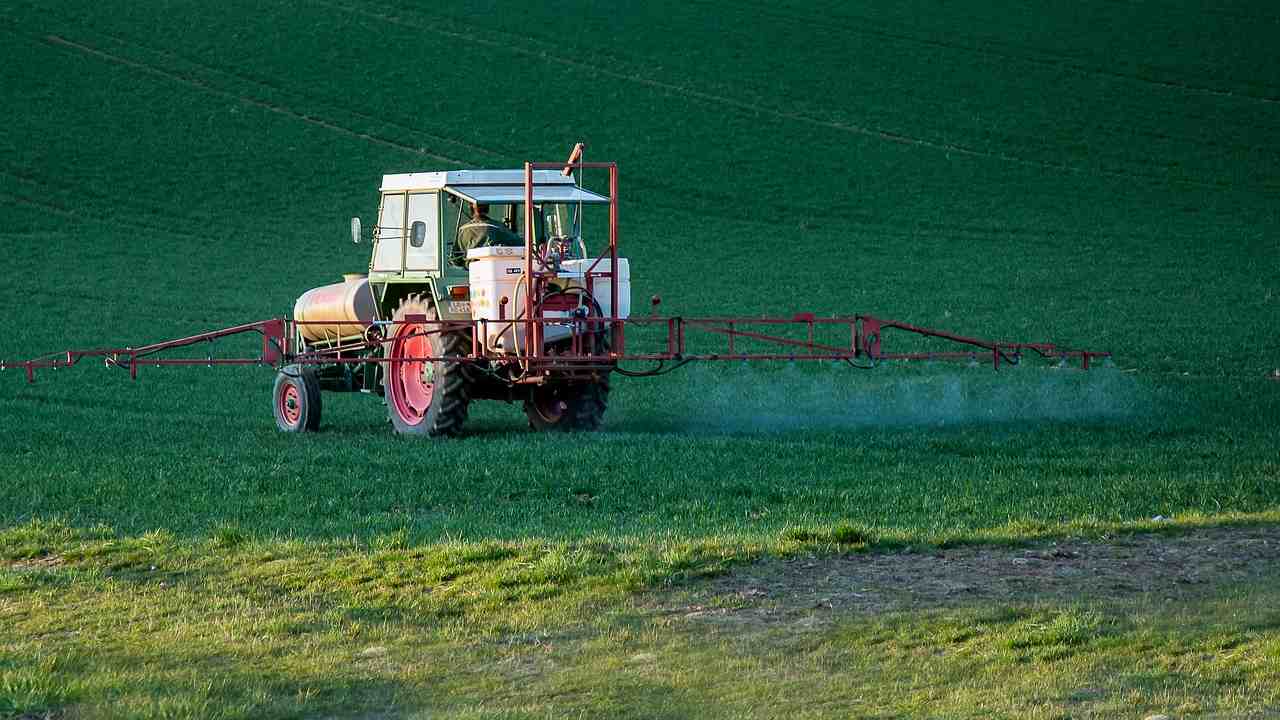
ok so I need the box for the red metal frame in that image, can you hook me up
[523,158,621,362]
[1,319,288,383]
[0,313,1110,384]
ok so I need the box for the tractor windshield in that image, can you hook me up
[444,198,594,270]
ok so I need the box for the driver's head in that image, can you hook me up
[472,202,490,218]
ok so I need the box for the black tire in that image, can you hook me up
[383,294,471,437]
[273,364,322,432]
[522,319,612,432]
[524,378,609,432]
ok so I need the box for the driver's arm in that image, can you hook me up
[449,224,473,268]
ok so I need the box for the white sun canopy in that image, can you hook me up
[446,184,610,205]
[379,169,610,204]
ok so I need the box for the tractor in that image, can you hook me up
[279,149,627,436]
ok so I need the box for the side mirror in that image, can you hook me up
[351,217,362,244]
[409,221,426,248]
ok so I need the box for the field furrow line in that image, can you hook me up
[41,34,467,166]
[370,0,1280,162]
[0,191,76,216]
[0,163,296,236]
[5,18,870,226]
[0,166,237,231]
[46,20,511,165]
[337,0,1280,161]
[0,190,201,240]
[29,26,895,226]
[319,1,1262,194]
[1091,0,1280,27]
[740,0,1280,105]
[359,0,1280,149]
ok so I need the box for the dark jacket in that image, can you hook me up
[451,214,522,267]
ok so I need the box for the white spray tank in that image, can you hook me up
[467,247,630,353]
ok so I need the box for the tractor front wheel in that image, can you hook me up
[524,380,609,432]
[273,364,322,432]
[384,295,471,437]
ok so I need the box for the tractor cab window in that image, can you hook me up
[404,192,438,271]
[490,204,520,234]
[446,200,529,269]
[441,185,600,269]
[443,194,465,272]
[372,192,405,272]
[541,203,581,256]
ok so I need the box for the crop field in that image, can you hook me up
[1,0,1278,717]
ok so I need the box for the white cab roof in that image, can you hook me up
[380,169,610,204]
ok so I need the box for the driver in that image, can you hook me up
[450,202,523,267]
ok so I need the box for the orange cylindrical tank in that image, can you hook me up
[293,273,376,344]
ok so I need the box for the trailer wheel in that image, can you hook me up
[273,364,322,432]
[524,379,609,432]
[384,295,471,437]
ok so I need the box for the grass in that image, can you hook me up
[5,522,1280,719]
[1,0,1278,716]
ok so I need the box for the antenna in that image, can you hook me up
[566,142,585,242]
[562,142,584,176]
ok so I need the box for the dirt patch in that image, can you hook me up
[656,525,1280,626]
[5,554,64,570]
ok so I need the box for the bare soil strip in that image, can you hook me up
[660,525,1280,623]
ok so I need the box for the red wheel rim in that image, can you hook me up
[278,382,302,427]
[389,322,434,425]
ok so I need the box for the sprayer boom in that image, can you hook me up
[1,313,1109,384]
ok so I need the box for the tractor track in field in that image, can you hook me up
[1091,0,1280,29]
[24,10,1280,213]
[438,0,1280,152]
[370,0,1280,162]
[14,12,1278,237]
[0,166,230,233]
[0,189,203,241]
[39,34,468,167]
[10,29,1251,247]
[336,0,1280,161]
[42,21,513,166]
[727,0,1280,107]
[0,165,285,243]
[4,23,898,233]
[0,9,512,169]
[318,0,1271,195]
[0,143,1193,251]
[10,6,1280,199]
[0,159,275,243]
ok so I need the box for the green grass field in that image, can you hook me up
[1,0,1278,717]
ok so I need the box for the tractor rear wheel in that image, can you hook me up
[524,379,609,432]
[273,364,322,432]
[384,295,471,437]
